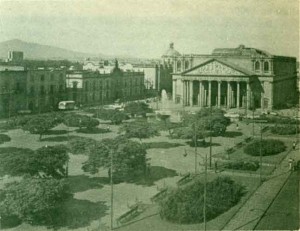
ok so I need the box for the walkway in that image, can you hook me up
[222,146,299,230]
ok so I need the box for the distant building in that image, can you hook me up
[0,52,67,117]
[7,51,24,63]
[169,44,297,110]
[66,60,145,106]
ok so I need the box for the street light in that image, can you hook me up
[183,149,207,231]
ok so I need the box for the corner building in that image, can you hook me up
[169,44,297,110]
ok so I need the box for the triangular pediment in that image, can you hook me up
[183,59,248,76]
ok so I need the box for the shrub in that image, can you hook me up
[0,134,11,144]
[270,125,299,135]
[224,161,259,171]
[68,137,97,155]
[244,139,286,156]
[64,114,99,128]
[159,177,245,224]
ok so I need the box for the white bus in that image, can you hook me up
[58,101,76,110]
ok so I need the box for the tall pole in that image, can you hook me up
[252,108,255,136]
[110,150,114,230]
[260,122,263,184]
[209,105,212,168]
[203,150,207,231]
[194,120,197,174]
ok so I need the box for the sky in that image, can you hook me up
[0,0,299,59]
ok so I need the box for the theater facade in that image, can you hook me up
[164,44,297,110]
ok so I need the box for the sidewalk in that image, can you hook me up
[222,147,299,230]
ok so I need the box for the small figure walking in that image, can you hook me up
[289,158,295,171]
[293,141,296,150]
[215,161,218,173]
[236,123,239,130]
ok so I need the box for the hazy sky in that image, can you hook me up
[0,0,299,59]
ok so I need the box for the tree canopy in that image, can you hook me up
[119,119,160,140]
[63,114,99,129]
[82,136,147,180]
[124,102,153,117]
[159,177,245,224]
[22,116,58,141]
[95,109,129,125]
[0,177,70,225]
[0,145,69,179]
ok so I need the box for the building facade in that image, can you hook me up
[0,68,66,117]
[66,61,145,106]
[168,44,297,110]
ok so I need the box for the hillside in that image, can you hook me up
[0,39,106,60]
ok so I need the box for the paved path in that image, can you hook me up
[222,146,299,230]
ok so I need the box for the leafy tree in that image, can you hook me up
[0,177,70,225]
[119,119,160,141]
[95,109,129,125]
[68,136,97,155]
[124,102,153,117]
[34,145,69,178]
[22,116,57,141]
[0,147,36,177]
[82,136,147,180]
[0,134,11,144]
[159,177,245,224]
[63,114,99,129]
[0,145,69,179]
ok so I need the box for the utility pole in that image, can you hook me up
[209,105,212,168]
[259,124,262,183]
[110,149,114,230]
[203,149,207,231]
[194,120,198,174]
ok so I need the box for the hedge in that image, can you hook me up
[159,177,245,224]
[0,134,11,144]
[244,139,286,156]
[270,125,299,135]
[224,161,259,171]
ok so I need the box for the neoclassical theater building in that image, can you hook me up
[162,43,297,110]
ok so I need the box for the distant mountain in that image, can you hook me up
[0,39,110,61]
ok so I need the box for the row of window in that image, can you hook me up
[82,79,143,91]
[29,84,64,95]
[29,73,64,82]
[254,61,270,72]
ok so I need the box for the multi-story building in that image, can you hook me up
[0,68,67,117]
[66,60,145,106]
[167,44,297,110]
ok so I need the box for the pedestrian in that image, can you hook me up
[236,123,239,130]
[288,158,295,171]
[293,141,296,150]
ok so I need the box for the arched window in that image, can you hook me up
[264,61,269,72]
[177,60,182,72]
[254,61,260,71]
[184,60,189,70]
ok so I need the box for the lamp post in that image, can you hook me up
[110,149,114,230]
[259,121,263,184]
[183,149,207,231]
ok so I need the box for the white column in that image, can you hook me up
[217,81,221,107]
[237,82,240,108]
[182,80,186,106]
[189,81,193,106]
[208,81,212,107]
[247,82,251,109]
[199,81,202,107]
[227,81,230,108]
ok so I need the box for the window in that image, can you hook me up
[41,75,45,81]
[254,61,260,71]
[30,86,35,95]
[50,74,54,81]
[177,60,182,72]
[50,85,54,94]
[185,60,189,70]
[30,74,34,82]
[264,61,269,72]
